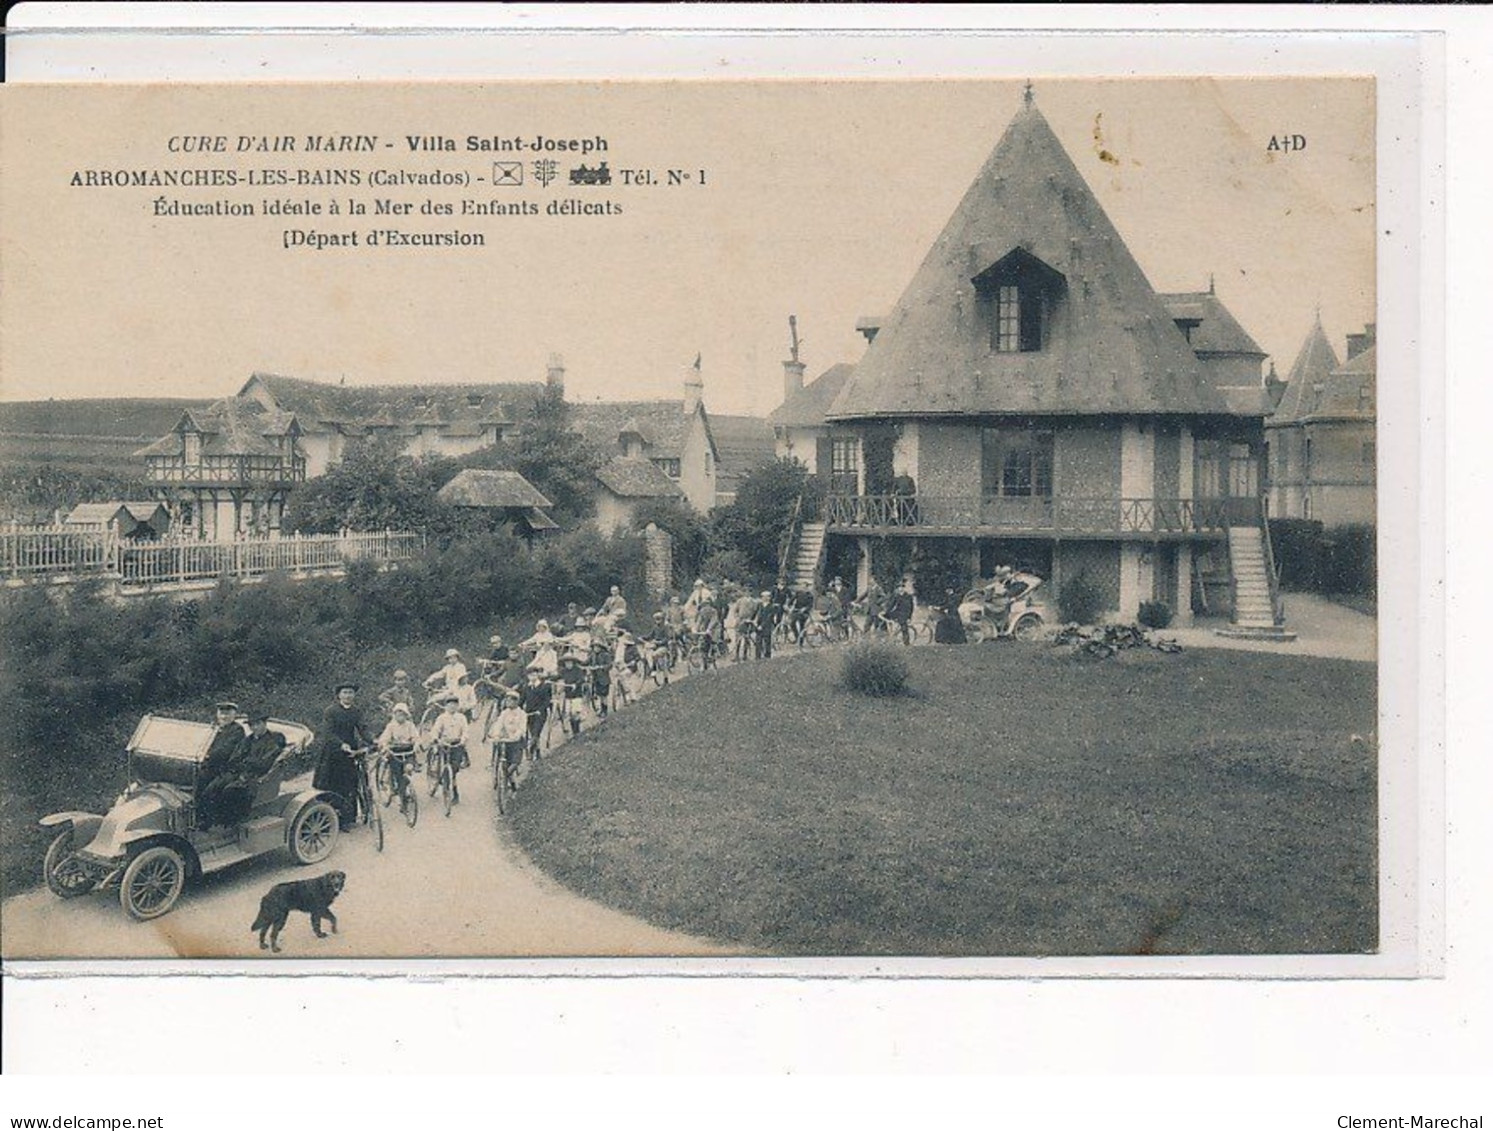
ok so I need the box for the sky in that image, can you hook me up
[0,78,1375,415]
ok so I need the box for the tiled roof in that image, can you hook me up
[134,398,300,459]
[436,469,553,509]
[1296,345,1376,423]
[1270,318,1343,425]
[594,456,685,499]
[828,98,1235,421]
[570,400,704,460]
[244,373,536,434]
[1159,291,1266,358]
[708,414,778,491]
[767,362,856,428]
[64,501,169,528]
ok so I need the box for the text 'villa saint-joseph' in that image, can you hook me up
[168,135,609,155]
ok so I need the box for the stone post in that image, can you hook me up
[643,523,673,596]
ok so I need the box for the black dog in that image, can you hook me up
[250,871,345,952]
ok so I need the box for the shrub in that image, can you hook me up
[1058,570,1105,625]
[1268,518,1326,591]
[840,642,909,698]
[1137,600,1173,629]
[1321,524,1376,596]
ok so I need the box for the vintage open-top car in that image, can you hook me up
[40,714,341,920]
[958,570,1051,642]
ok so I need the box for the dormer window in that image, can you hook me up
[412,394,432,408]
[183,431,202,464]
[654,458,681,479]
[972,247,1066,354]
[466,393,484,407]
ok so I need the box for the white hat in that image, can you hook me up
[391,702,412,716]
[489,634,503,645]
[445,648,461,660]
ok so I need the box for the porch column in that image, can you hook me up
[1118,543,1145,621]
[857,538,873,597]
[1174,543,1194,628]
[1179,426,1195,500]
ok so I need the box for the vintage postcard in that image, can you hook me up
[0,69,1412,976]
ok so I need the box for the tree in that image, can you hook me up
[463,386,601,526]
[283,436,468,535]
[709,458,817,585]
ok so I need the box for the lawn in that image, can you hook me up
[509,644,1378,956]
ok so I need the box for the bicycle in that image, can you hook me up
[426,740,462,818]
[491,739,523,815]
[376,745,420,829]
[351,748,383,853]
[684,631,718,673]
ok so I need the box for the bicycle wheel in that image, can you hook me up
[426,753,440,797]
[369,795,384,852]
[375,758,394,806]
[440,764,453,818]
[402,785,419,828]
[495,761,509,817]
[687,644,705,673]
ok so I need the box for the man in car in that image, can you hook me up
[199,712,287,828]
[196,701,246,829]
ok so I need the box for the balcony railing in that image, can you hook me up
[824,494,1250,535]
[144,456,307,484]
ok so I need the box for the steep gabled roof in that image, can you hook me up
[436,469,553,509]
[768,363,856,429]
[570,400,717,461]
[709,414,777,492]
[1270,317,1343,425]
[1159,291,1266,358]
[594,456,685,499]
[1298,345,1376,423]
[133,397,300,458]
[827,97,1231,421]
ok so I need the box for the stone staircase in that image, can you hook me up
[787,521,827,591]
[1216,525,1296,641]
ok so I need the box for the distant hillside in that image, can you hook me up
[0,397,209,477]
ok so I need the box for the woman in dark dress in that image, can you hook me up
[933,588,968,645]
[313,682,370,830]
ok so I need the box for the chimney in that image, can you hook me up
[1265,360,1287,409]
[1345,323,1376,361]
[683,354,703,414]
[545,352,565,392]
[783,357,806,401]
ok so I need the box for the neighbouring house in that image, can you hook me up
[1267,320,1376,525]
[570,362,721,515]
[436,468,559,538]
[238,370,549,477]
[708,413,778,506]
[592,456,685,534]
[769,360,857,479]
[62,501,172,540]
[814,88,1279,629]
[134,397,307,538]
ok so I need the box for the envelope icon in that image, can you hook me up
[493,161,523,186]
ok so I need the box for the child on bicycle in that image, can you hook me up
[520,665,553,757]
[427,694,469,804]
[374,701,421,811]
[557,651,588,737]
[488,691,529,792]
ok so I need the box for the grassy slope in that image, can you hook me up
[510,645,1377,956]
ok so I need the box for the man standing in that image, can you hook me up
[196,701,246,829]
[753,590,779,659]
[886,579,916,646]
[313,682,370,830]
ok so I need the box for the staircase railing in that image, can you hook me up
[1259,501,1285,626]
[777,494,803,587]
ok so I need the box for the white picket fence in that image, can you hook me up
[0,527,424,588]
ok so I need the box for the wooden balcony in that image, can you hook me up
[823,494,1253,538]
[144,455,306,485]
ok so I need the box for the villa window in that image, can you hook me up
[981,429,1053,498]
[1362,440,1376,465]
[973,247,1065,354]
[831,437,860,477]
[183,431,202,464]
[654,458,681,479]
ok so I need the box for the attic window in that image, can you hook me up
[654,458,681,479]
[412,394,432,407]
[466,394,484,407]
[972,247,1066,354]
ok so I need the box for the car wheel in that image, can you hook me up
[288,800,339,865]
[119,845,186,921]
[1013,614,1045,642]
[44,829,93,899]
